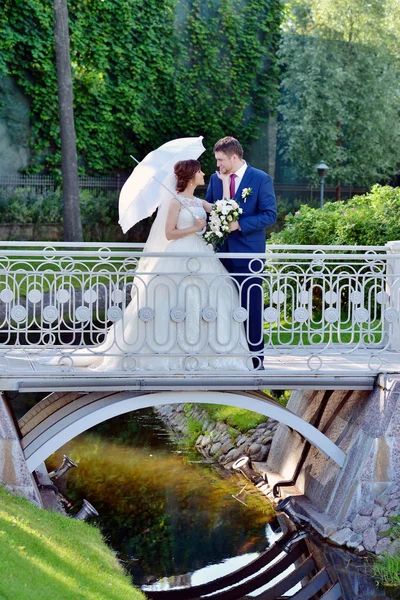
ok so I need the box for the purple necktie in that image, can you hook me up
[229,173,237,199]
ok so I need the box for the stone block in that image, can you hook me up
[375,537,392,555]
[360,383,400,438]
[346,532,363,549]
[224,448,242,464]
[386,498,400,511]
[376,520,391,534]
[362,526,377,552]
[328,432,374,522]
[351,515,373,534]
[266,424,301,478]
[359,503,375,516]
[391,437,400,483]
[219,441,234,455]
[388,539,400,556]
[0,401,18,439]
[372,505,385,519]
[360,442,377,483]
[360,482,389,507]
[329,527,354,546]
[248,443,262,455]
[236,435,247,447]
[210,442,222,456]
[200,434,211,448]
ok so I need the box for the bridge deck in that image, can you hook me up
[1,348,398,390]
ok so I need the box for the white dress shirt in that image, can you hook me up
[232,161,248,195]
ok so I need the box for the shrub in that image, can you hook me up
[269,185,400,246]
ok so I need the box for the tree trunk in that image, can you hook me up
[53,0,83,242]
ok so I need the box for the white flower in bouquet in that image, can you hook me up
[203,198,243,249]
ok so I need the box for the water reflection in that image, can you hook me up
[45,409,276,587]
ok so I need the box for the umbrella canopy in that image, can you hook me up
[118,136,206,233]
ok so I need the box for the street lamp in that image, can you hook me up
[317,160,329,208]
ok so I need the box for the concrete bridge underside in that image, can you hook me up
[18,390,346,473]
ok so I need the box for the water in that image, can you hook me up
[8,392,397,597]
[45,408,277,589]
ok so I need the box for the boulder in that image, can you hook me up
[362,527,377,552]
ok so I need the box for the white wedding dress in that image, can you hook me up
[43,197,251,372]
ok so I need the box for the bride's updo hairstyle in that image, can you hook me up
[174,159,201,193]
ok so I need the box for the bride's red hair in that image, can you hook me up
[174,159,201,193]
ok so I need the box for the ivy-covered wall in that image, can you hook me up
[0,0,283,176]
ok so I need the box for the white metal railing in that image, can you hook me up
[0,241,399,375]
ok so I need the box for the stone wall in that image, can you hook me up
[155,403,278,467]
[265,376,400,553]
[0,393,42,506]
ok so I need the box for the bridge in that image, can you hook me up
[0,240,399,390]
[0,241,399,521]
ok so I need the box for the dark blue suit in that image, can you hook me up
[206,165,277,362]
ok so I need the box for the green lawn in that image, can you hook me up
[265,319,384,346]
[0,486,146,600]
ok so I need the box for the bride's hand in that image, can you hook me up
[215,170,230,185]
[193,217,206,232]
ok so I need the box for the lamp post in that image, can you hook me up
[317,160,329,208]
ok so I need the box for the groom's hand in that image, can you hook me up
[229,221,240,232]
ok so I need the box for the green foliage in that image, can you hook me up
[374,514,400,587]
[278,0,400,187]
[185,415,204,445]
[0,486,146,600]
[269,185,400,246]
[202,403,267,432]
[373,553,400,587]
[0,0,283,175]
[0,186,117,227]
[378,515,400,540]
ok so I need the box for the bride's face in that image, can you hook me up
[194,169,205,186]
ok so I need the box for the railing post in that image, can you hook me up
[385,241,400,350]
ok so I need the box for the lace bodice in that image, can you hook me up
[176,196,206,230]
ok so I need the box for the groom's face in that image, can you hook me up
[215,151,234,175]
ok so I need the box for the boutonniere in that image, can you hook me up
[241,187,253,203]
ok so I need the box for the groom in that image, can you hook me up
[206,136,277,369]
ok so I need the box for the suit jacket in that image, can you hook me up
[206,164,277,267]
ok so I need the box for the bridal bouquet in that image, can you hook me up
[204,198,243,249]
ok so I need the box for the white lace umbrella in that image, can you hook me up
[118,136,206,233]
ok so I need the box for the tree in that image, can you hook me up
[1,0,283,177]
[53,0,82,241]
[278,0,400,198]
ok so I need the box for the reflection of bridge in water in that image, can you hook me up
[143,529,342,600]
[1,241,400,471]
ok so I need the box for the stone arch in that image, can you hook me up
[21,390,346,472]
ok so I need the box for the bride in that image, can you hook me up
[46,159,251,372]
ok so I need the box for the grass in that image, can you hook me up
[373,553,400,587]
[373,514,400,588]
[265,319,384,347]
[197,390,291,434]
[201,404,268,432]
[0,486,146,600]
